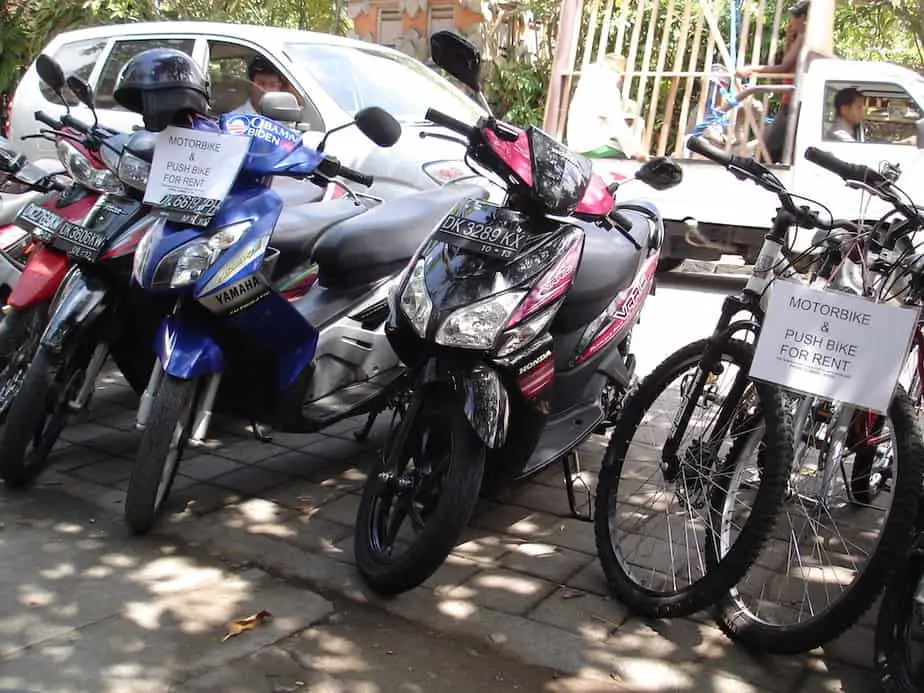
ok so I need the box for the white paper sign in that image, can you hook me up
[144,126,250,226]
[750,280,920,413]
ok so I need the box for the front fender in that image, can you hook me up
[155,312,224,379]
[421,361,510,449]
[39,267,109,355]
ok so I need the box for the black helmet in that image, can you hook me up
[113,48,210,132]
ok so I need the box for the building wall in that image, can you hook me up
[347,0,486,62]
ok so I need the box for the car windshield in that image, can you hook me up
[284,42,484,124]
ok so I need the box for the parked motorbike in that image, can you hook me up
[0,139,69,303]
[351,30,683,596]
[127,88,486,534]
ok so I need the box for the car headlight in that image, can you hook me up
[435,291,525,350]
[422,160,474,185]
[117,152,151,191]
[399,259,432,337]
[56,140,124,194]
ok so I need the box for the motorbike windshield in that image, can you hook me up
[420,223,572,312]
[527,127,593,216]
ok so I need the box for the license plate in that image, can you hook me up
[15,202,65,241]
[50,221,106,262]
[432,208,529,260]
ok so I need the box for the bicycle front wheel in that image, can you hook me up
[594,338,791,618]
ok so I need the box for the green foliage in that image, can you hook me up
[834,0,922,69]
[484,56,551,126]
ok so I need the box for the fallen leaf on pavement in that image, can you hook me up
[222,610,273,641]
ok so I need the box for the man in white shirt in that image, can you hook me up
[229,56,287,116]
[826,87,865,142]
[565,53,647,161]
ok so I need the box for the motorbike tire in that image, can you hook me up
[875,552,924,692]
[0,303,49,425]
[594,338,791,618]
[0,345,84,487]
[715,387,923,654]
[124,374,197,535]
[354,390,485,596]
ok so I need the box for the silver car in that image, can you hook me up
[8,21,488,201]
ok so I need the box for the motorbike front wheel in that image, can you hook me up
[124,374,198,535]
[875,552,924,692]
[354,389,485,596]
[0,344,92,487]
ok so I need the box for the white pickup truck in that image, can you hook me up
[591,57,924,270]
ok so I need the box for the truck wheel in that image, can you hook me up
[657,257,684,273]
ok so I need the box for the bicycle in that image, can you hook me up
[594,135,924,630]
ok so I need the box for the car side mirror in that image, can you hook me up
[259,91,302,122]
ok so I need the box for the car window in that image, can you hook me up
[284,42,483,124]
[39,39,107,107]
[94,38,196,110]
[823,80,922,145]
[207,40,323,129]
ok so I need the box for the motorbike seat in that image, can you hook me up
[313,184,491,290]
[270,194,367,278]
[554,205,660,333]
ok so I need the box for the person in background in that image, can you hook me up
[230,56,287,116]
[826,87,865,142]
[736,0,810,162]
[566,52,648,161]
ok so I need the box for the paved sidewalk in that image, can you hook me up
[8,370,881,692]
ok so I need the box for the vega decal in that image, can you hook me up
[224,114,300,151]
[200,235,269,293]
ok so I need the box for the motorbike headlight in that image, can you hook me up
[132,215,165,286]
[153,239,214,289]
[56,140,124,194]
[117,152,151,191]
[435,291,526,350]
[0,173,32,194]
[495,304,559,357]
[149,221,251,290]
[399,259,433,337]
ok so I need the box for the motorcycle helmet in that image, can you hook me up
[113,48,210,132]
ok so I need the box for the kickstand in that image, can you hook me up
[354,410,379,442]
[251,421,273,442]
[562,451,594,522]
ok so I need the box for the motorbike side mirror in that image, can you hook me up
[66,75,95,110]
[916,118,924,149]
[636,156,684,191]
[36,54,67,101]
[430,30,482,94]
[259,91,302,123]
[354,106,402,148]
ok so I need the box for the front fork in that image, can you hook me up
[136,363,223,446]
[661,291,762,481]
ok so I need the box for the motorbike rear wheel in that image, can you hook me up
[124,374,198,535]
[354,389,485,596]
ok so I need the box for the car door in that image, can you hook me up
[89,35,204,134]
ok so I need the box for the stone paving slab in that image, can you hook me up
[0,489,333,693]
[6,372,884,692]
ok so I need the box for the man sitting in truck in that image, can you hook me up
[826,87,865,142]
[565,53,647,161]
[737,1,809,162]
